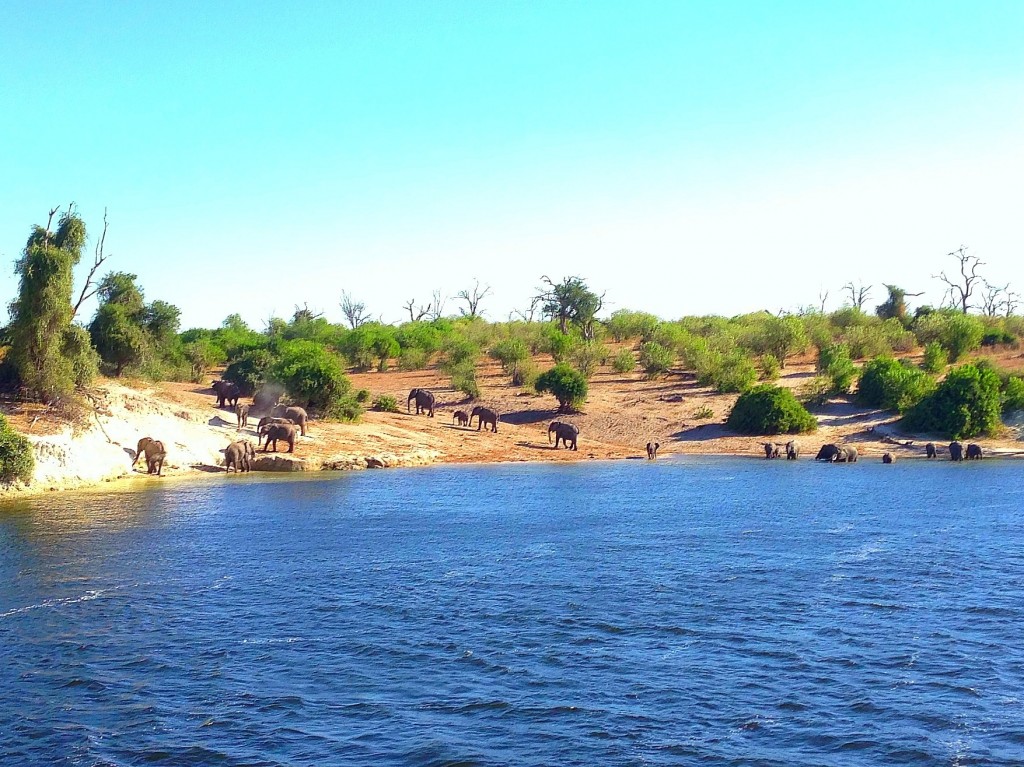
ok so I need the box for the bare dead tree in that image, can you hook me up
[1005,289,1021,318]
[509,297,540,323]
[402,298,431,322]
[292,302,323,323]
[979,280,1012,317]
[818,288,829,314]
[428,289,447,321]
[843,280,872,311]
[71,208,112,319]
[340,290,372,329]
[456,279,493,319]
[935,246,984,314]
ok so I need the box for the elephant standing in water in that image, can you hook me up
[407,388,435,417]
[785,441,799,460]
[966,443,983,460]
[470,406,499,433]
[925,442,937,459]
[547,421,579,450]
[949,441,964,461]
[882,452,895,464]
[452,410,469,427]
[763,442,780,459]
[271,405,308,436]
[225,440,255,472]
[815,444,841,462]
[836,446,858,463]
[646,442,660,460]
[133,437,166,476]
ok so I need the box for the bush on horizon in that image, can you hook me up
[725,384,817,435]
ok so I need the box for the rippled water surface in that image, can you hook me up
[2,457,1024,765]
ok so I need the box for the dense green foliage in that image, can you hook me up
[921,341,946,373]
[373,394,400,412]
[638,342,674,379]
[535,364,588,412]
[856,357,935,412]
[611,348,636,374]
[1002,376,1024,414]
[817,343,856,394]
[725,385,817,435]
[0,414,34,484]
[903,363,1002,438]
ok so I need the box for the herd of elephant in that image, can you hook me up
[762,440,984,463]
[409,388,582,451]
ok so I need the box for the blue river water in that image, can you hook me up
[1,456,1023,766]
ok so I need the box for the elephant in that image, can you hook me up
[260,423,297,453]
[470,406,499,433]
[271,404,308,436]
[253,386,282,415]
[235,403,250,430]
[133,437,166,476]
[763,442,780,459]
[785,441,799,460]
[407,388,435,417]
[925,442,937,459]
[224,440,255,472]
[211,380,240,409]
[547,421,579,450]
[836,446,858,463]
[815,444,841,462]
[646,442,660,460]
[257,417,292,446]
[966,443,983,460]
[882,452,894,464]
[452,410,470,427]
[949,441,964,461]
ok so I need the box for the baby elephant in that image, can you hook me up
[133,437,166,476]
[763,442,780,459]
[235,403,250,431]
[646,442,660,460]
[452,410,470,427]
[260,423,297,453]
[225,440,256,472]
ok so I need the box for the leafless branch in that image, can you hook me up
[842,281,872,311]
[934,246,984,314]
[428,289,447,321]
[71,208,112,319]
[456,279,493,319]
[402,298,431,322]
[340,290,372,329]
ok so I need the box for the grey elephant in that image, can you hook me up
[225,440,255,472]
[836,445,858,463]
[133,437,166,476]
[547,421,579,450]
[235,403,250,430]
[815,444,841,461]
[452,410,470,427]
[646,442,660,460]
[949,441,964,461]
[785,441,799,460]
[882,452,894,464]
[966,443,983,460]
[407,388,435,417]
[260,423,297,453]
[271,404,308,436]
[470,405,499,433]
[925,442,937,459]
[211,380,240,409]
[257,417,293,446]
[763,442,780,459]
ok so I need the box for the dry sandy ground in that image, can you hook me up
[3,349,1024,497]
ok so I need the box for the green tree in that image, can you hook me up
[0,413,34,484]
[726,385,817,435]
[7,207,94,401]
[537,275,605,339]
[817,343,856,394]
[856,356,935,412]
[270,340,352,412]
[535,364,589,412]
[89,303,147,376]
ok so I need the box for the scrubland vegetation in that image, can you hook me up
[3,205,1024,478]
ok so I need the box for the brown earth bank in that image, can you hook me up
[4,350,1024,498]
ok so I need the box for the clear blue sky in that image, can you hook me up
[2,1,1022,329]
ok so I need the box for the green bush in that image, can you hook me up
[759,354,780,382]
[921,342,946,374]
[224,349,275,396]
[638,341,675,379]
[355,388,371,403]
[372,394,400,412]
[326,396,364,423]
[449,361,480,399]
[856,356,935,412]
[398,347,430,371]
[512,358,539,389]
[913,311,984,362]
[903,363,1001,439]
[711,353,758,393]
[0,414,34,484]
[568,341,608,379]
[535,363,588,412]
[605,310,660,342]
[1002,376,1024,413]
[611,348,636,374]
[817,343,856,394]
[725,384,817,435]
[270,340,351,412]
[693,405,714,419]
